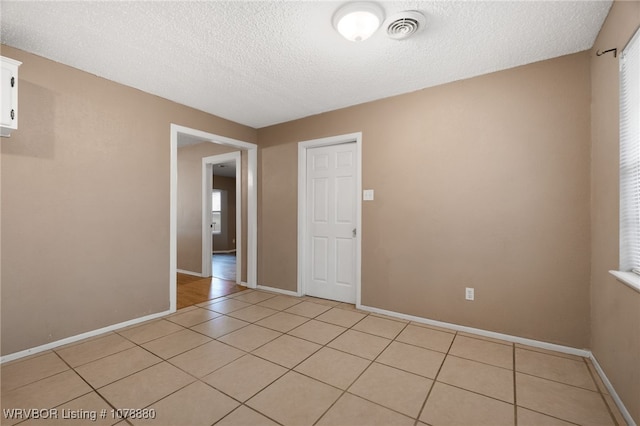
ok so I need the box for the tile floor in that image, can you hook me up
[1,290,627,426]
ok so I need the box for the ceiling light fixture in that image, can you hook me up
[333,2,385,42]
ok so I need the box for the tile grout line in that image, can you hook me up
[223,309,353,369]
[111,301,556,425]
[278,312,368,425]
[202,354,283,403]
[414,329,458,426]
[427,380,521,407]
[515,370,612,393]
[517,407,583,426]
[312,312,405,426]
[514,344,585,362]
[50,350,136,426]
[1,355,72,395]
[103,333,247,424]
[174,343,288,426]
[513,342,518,426]
[454,331,513,347]
[443,352,515,372]
[583,357,620,426]
[214,403,284,426]
[214,302,369,355]
[5,292,609,426]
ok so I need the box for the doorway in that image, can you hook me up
[298,132,362,305]
[202,151,242,282]
[212,253,236,281]
[170,124,257,312]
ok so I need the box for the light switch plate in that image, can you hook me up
[363,189,374,201]
[465,287,475,301]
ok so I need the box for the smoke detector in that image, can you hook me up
[385,11,426,40]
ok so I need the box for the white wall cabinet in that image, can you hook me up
[1,56,22,138]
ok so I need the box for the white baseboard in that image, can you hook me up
[590,354,637,426]
[357,303,637,424]
[176,269,203,277]
[3,291,634,426]
[0,309,173,364]
[212,249,236,254]
[357,304,590,358]
[256,285,300,297]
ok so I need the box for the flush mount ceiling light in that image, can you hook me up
[333,2,385,42]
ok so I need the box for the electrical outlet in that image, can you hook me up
[465,287,475,301]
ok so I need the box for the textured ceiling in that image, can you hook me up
[1,1,612,129]
[213,161,237,178]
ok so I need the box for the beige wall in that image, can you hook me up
[590,1,640,423]
[258,52,592,348]
[177,142,236,273]
[0,45,256,355]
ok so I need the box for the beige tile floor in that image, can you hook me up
[1,290,627,426]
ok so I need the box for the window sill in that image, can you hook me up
[608,270,640,294]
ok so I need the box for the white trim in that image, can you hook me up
[171,123,258,312]
[247,148,258,288]
[359,303,635,423]
[173,124,257,151]
[609,270,640,293]
[203,162,212,277]
[213,249,237,254]
[590,354,637,426]
[297,132,362,304]
[202,151,242,282]
[0,310,172,364]
[176,269,203,277]
[358,304,591,358]
[170,126,178,312]
[256,285,300,297]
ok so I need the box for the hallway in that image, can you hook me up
[177,273,242,309]
[212,253,236,282]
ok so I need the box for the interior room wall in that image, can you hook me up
[257,51,592,349]
[590,1,640,422]
[0,45,256,356]
[212,175,237,252]
[177,142,237,273]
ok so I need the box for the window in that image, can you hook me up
[614,26,640,292]
[212,189,222,234]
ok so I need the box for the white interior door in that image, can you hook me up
[305,142,357,303]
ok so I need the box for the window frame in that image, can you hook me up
[611,25,640,294]
[211,189,222,235]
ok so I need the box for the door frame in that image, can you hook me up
[170,124,258,312]
[297,132,363,306]
[202,151,242,281]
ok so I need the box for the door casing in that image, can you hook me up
[297,132,363,306]
[170,124,257,312]
[202,151,241,281]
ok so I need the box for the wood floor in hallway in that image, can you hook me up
[177,273,243,309]
[212,253,237,281]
